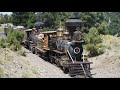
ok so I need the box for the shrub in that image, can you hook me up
[84,27,105,57]
[0,38,7,48]
[10,41,21,51]
[85,43,105,57]
[3,28,24,51]
[7,29,24,43]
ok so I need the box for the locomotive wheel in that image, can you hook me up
[39,52,42,57]
[35,50,38,55]
[31,47,35,54]
[29,45,32,51]
[63,67,69,74]
[50,58,54,64]
[57,61,61,67]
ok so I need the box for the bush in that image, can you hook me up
[10,41,21,51]
[85,43,105,57]
[0,38,7,48]
[3,28,24,51]
[84,27,105,57]
[7,29,24,43]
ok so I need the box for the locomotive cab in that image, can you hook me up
[41,31,57,50]
[23,29,32,48]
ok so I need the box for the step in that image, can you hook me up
[70,73,85,77]
[70,70,84,74]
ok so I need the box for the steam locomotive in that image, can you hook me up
[22,15,93,78]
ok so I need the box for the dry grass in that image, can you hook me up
[0,49,4,64]
[0,48,13,61]
[0,67,4,77]
[22,70,31,78]
[0,24,5,32]
[101,35,120,51]
[31,66,39,74]
[17,50,27,57]
[116,59,120,67]
[0,58,3,65]
[6,55,13,61]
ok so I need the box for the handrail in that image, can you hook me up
[67,50,74,63]
[80,63,87,78]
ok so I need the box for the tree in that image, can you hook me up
[0,14,12,24]
[35,12,43,22]
[27,12,36,28]
[80,12,107,34]
[11,12,36,28]
[53,12,71,28]
[84,27,104,57]
[36,12,71,29]
[104,12,120,36]
[11,12,30,27]
[42,12,55,28]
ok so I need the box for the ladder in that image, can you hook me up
[67,49,88,78]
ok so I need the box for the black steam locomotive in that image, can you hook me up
[22,15,93,78]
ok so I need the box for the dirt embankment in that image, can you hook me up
[0,47,71,78]
[89,35,120,78]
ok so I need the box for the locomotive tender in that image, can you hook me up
[22,15,93,78]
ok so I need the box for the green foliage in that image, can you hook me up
[27,12,36,28]
[10,39,21,51]
[85,43,105,57]
[103,12,120,36]
[36,12,71,29]
[53,12,71,28]
[35,12,43,22]
[80,12,108,34]
[0,14,12,24]
[0,38,7,48]
[7,29,24,43]
[6,29,24,51]
[12,12,36,27]
[84,27,102,44]
[84,27,104,57]
[0,29,24,51]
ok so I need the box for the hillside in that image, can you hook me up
[0,47,70,78]
[89,35,120,78]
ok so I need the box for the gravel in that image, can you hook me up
[23,48,71,78]
[0,47,71,78]
[89,51,120,78]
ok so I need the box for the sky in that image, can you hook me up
[0,12,12,15]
